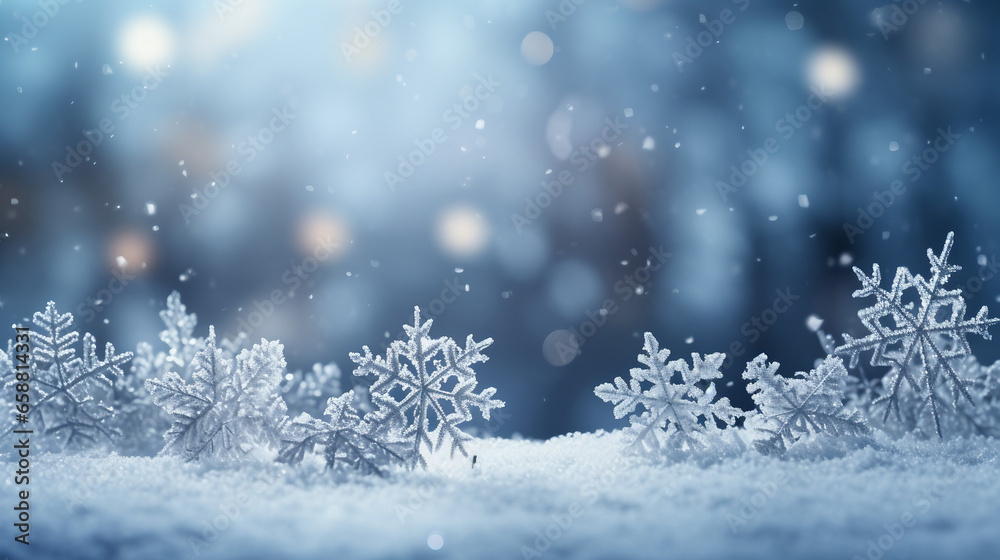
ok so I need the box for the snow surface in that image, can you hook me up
[3,430,999,560]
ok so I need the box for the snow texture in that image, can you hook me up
[834,232,1000,436]
[743,354,870,455]
[4,431,1000,560]
[350,307,504,468]
[594,332,742,455]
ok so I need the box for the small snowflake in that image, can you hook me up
[595,332,742,454]
[350,307,504,468]
[743,354,869,454]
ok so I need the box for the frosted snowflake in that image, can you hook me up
[743,354,869,454]
[594,333,742,455]
[834,232,999,436]
[350,307,504,468]
[278,390,407,476]
[30,302,133,451]
[146,327,288,462]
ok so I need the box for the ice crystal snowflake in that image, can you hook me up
[278,390,407,476]
[743,354,869,454]
[31,302,133,450]
[146,327,288,462]
[595,333,742,454]
[834,232,999,436]
[350,307,504,468]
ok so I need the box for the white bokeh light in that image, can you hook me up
[808,46,860,99]
[436,206,490,259]
[427,532,444,551]
[521,31,554,65]
[119,16,175,68]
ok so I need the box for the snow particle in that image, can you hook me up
[806,315,824,332]
[889,141,899,152]
[624,108,634,118]
[642,136,655,150]
[785,11,804,31]
[592,209,604,222]
[427,533,444,551]
[520,31,554,65]
[798,195,809,208]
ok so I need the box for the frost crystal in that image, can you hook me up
[31,302,133,451]
[743,354,869,454]
[834,232,999,437]
[350,307,504,468]
[146,327,288,462]
[277,390,407,476]
[595,333,741,454]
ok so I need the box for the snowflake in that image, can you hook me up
[743,354,869,454]
[594,333,742,455]
[350,307,504,469]
[29,302,133,451]
[834,232,999,437]
[853,356,1000,439]
[146,327,288,462]
[278,390,407,476]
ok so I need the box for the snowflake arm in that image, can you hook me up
[278,391,407,475]
[30,302,132,449]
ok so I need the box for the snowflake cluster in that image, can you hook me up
[595,234,997,457]
[834,232,1000,437]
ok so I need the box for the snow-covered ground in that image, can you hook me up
[4,430,999,560]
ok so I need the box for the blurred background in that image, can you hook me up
[2,0,999,439]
